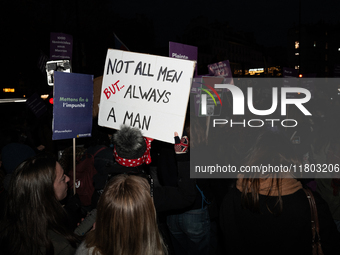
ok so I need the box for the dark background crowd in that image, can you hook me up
[0,83,340,254]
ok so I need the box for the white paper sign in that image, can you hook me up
[98,49,196,143]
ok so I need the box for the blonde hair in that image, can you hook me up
[86,174,167,255]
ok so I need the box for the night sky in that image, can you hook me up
[113,0,340,47]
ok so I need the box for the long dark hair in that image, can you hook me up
[0,155,78,255]
[240,131,301,214]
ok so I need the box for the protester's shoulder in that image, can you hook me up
[48,230,76,255]
[75,241,96,255]
[307,187,331,210]
[224,185,240,198]
[75,241,87,255]
[220,186,241,209]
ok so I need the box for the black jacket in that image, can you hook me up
[220,187,340,255]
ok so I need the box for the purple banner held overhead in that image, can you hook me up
[52,72,93,140]
[50,32,73,60]
[207,60,232,77]
[169,42,198,76]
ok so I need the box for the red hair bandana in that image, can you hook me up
[114,137,153,167]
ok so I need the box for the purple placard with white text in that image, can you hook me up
[282,67,314,98]
[207,60,232,77]
[26,93,47,118]
[283,67,298,78]
[169,42,198,77]
[334,64,340,77]
[282,67,298,98]
[50,32,73,60]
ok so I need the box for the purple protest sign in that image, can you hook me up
[282,67,298,98]
[52,71,93,140]
[192,76,225,117]
[334,64,340,77]
[282,67,315,98]
[169,42,198,76]
[283,67,298,78]
[207,60,232,77]
[26,93,47,118]
[192,78,203,116]
[206,60,233,95]
[50,32,73,60]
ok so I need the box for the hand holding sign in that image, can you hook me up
[174,131,189,154]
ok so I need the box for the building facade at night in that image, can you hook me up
[287,21,340,77]
[181,17,271,77]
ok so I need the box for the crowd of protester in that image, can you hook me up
[0,87,340,255]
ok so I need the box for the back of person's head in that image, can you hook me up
[9,155,57,204]
[239,131,302,214]
[114,125,147,159]
[113,125,155,169]
[244,130,300,171]
[86,174,167,255]
[0,154,77,254]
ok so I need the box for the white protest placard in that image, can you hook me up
[98,49,196,144]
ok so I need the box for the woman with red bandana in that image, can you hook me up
[92,125,197,213]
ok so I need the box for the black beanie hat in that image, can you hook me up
[113,125,147,159]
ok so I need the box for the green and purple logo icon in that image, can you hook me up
[198,82,223,116]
